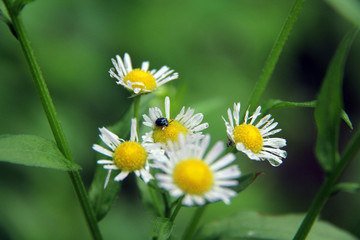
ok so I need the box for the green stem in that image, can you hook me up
[162,193,171,218]
[148,184,163,217]
[293,126,360,240]
[183,206,207,240]
[133,95,141,120]
[169,197,184,222]
[245,0,306,115]
[3,1,102,239]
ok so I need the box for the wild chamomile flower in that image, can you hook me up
[153,134,241,206]
[92,118,160,188]
[142,96,209,144]
[223,103,287,167]
[109,53,179,96]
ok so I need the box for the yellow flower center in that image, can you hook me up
[233,123,263,153]
[113,141,147,172]
[152,120,187,144]
[173,158,213,195]
[124,69,157,91]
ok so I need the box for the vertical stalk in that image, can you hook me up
[169,197,184,222]
[245,0,306,114]
[182,206,207,240]
[3,1,102,239]
[293,127,360,239]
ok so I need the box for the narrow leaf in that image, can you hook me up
[314,28,358,172]
[195,211,357,240]
[332,182,360,196]
[261,99,353,129]
[0,134,80,171]
[231,172,262,193]
[326,0,360,26]
[151,217,174,240]
[12,0,35,16]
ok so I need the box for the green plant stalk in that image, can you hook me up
[169,197,184,222]
[182,205,207,240]
[245,0,306,115]
[133,95,141,121]
[3,1,102,239]
[293,126,360,240]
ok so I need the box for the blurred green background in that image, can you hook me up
[1,0,360,239]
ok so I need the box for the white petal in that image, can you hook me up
[165,96,170,119]
[204,141,225,165]
[92,144,113,158]
[141,61,149,71]
[210,153,236,171]
[114,171,130,181]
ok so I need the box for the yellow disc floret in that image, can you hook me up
[113,141,147,172]
[152,120,187,144]
[233,123,263,153]
[173,158,213,195]
[124,69,156,91]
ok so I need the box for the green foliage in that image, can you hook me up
[12,0,35,16]
[314,28,358,173]
[261,99,353,129]
[326,0,360,26]
[151,217,174,240]
[195,211,358,240]
[0,134,80,170]
[332,182,360,195]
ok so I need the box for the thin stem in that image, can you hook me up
[162,193,171,218]
[133,95,141,120]
[245,0,306,115]
[3,1,102,239]
[293,126,360,240]
[169,197,184,222]
[182,206,207,240]
[148,184,163,217]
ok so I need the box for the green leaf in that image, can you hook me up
[332,182,360,195]
[231,172,262,193]
[0,134,80,171]
[12,0,35,16]
[261,99,353,129]
[314,28,358,172]
[151,217,174,240]
[326,0,360,26]
[195,211,357,240]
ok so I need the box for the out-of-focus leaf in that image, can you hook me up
[195,211,358,240]
[88,95,152,221]
[314,28,358,172]
[0,134,80,171]
[231,172,262,193]
[261,99,353,129]
[332,182,360,196]
[326,0,360,26]
[12,0,35,16]
[151,217,174,240]
[137,178,163,217]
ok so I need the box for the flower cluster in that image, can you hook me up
[93,53,287,207]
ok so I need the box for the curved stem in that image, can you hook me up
[3,1,102,239]
[293,126,360,240]
[182,206,207,240]
[245,0,306,115]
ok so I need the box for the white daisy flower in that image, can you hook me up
[109,53,179,96]
[223,103,287,167]
[142,96,209,145]
[92,118,161,188]
[153,134,241,206]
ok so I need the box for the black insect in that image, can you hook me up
[155,117,169,127]
[226,138,233,147]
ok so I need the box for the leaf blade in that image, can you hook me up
[314,28,358,172]
[0,134,80,171]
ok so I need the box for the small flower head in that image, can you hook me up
[223,103,287,167]
[153,134,241,206]
[92,118,159,187]
[109,53,179,96]
[142,96,209,145]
